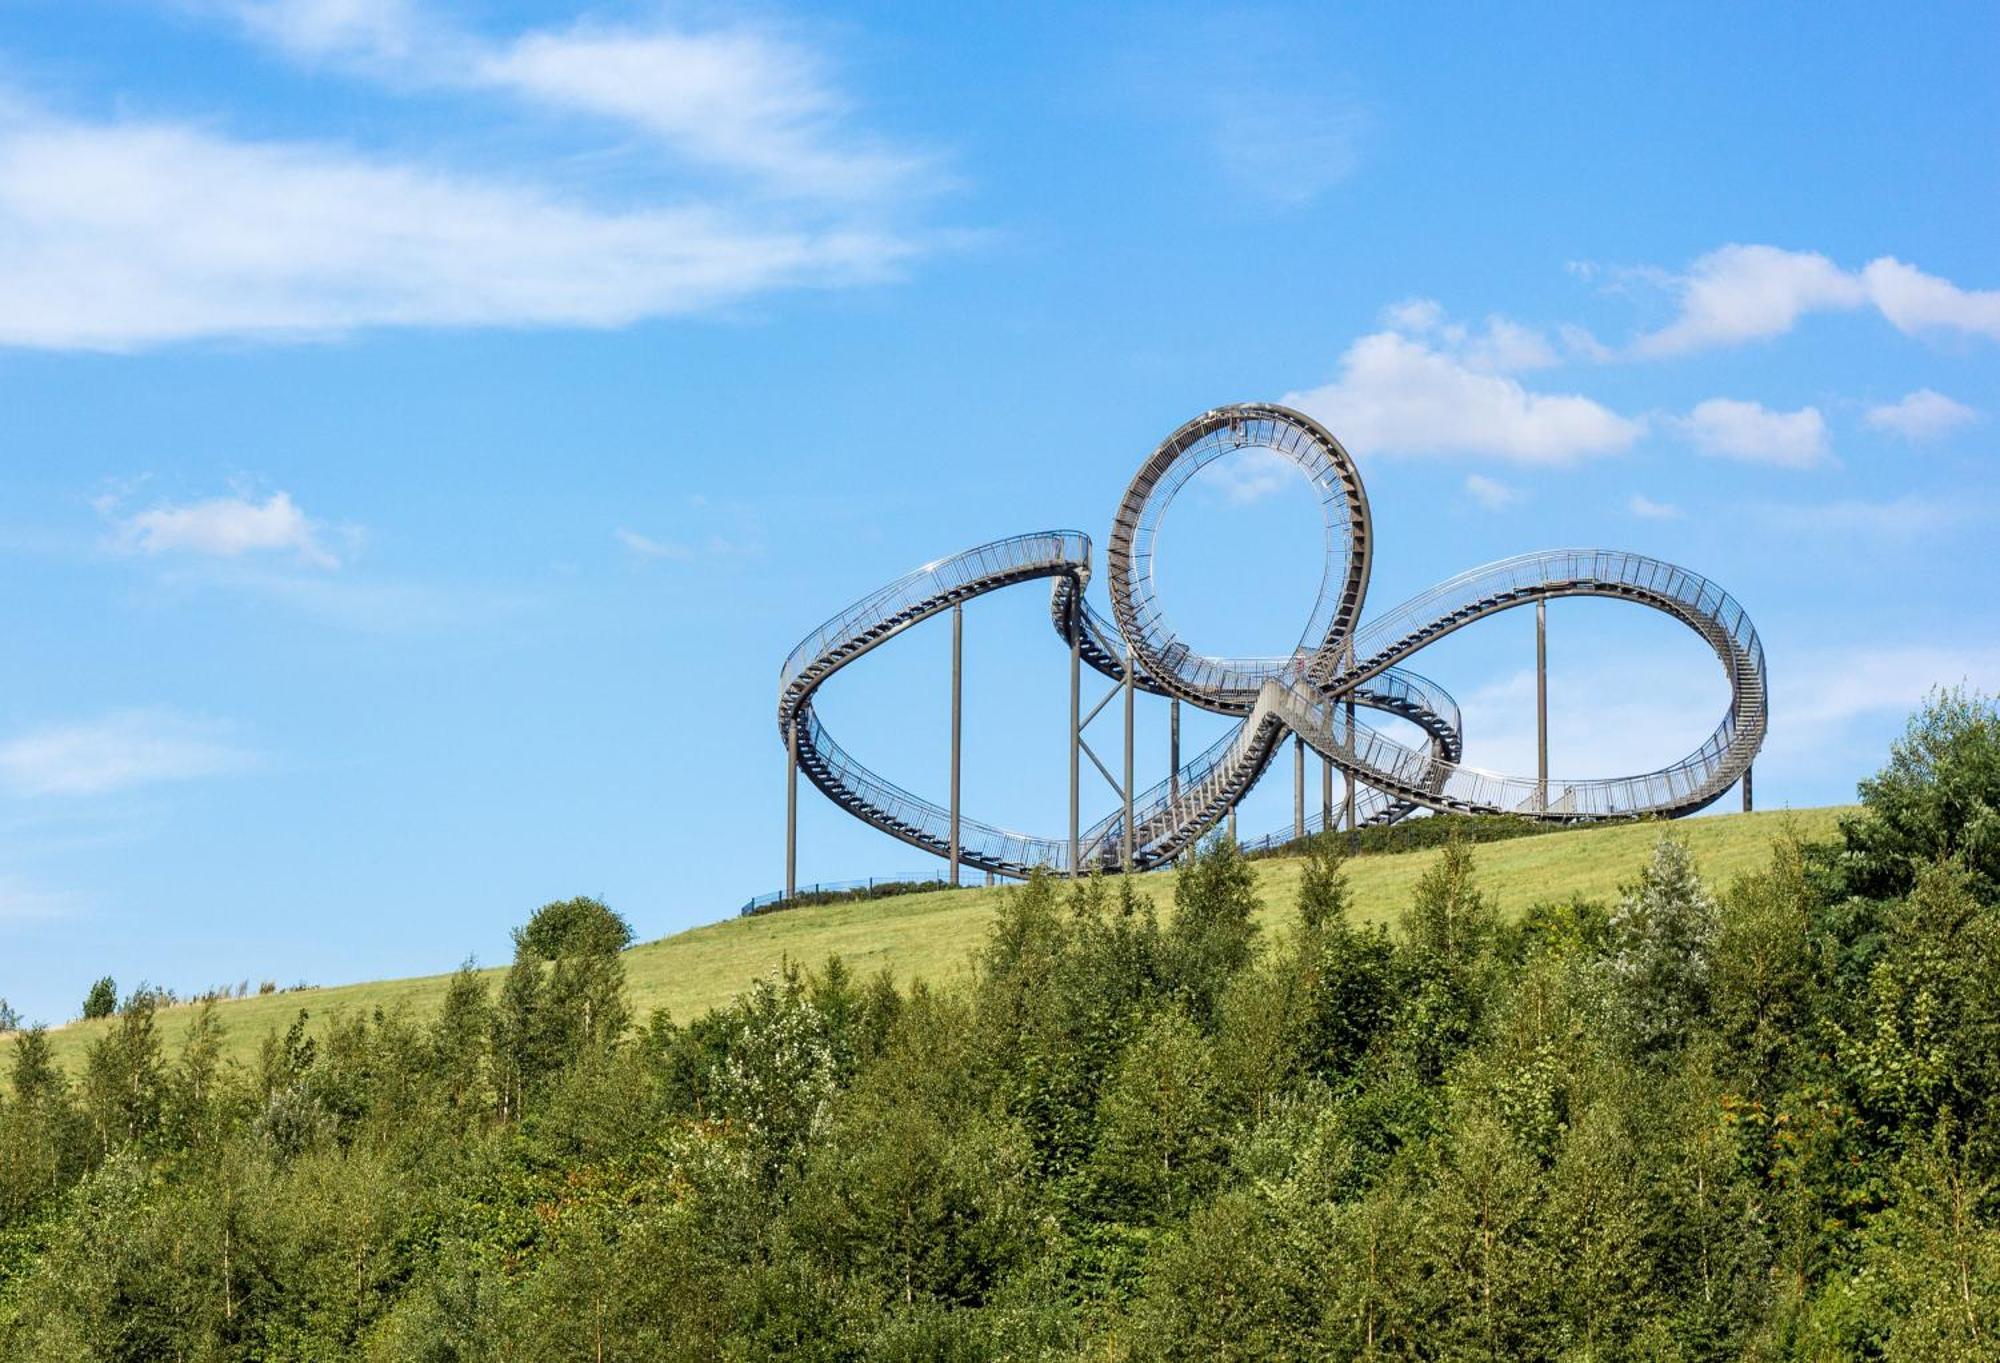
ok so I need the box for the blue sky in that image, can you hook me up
[1,1,1995,1024]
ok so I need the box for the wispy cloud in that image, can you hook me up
[1865,388,1979,441]
[0,872,82,923]
[1680,398,1830,469]
[1463,473,1520,511]
[1628,493,1682,521]
[1760,494,1978,541]
[0,709,255,797]
[614,525,763,563]
[1192,447,1305,505]
[109,490,342,568]
[0,102,917,350]
[200,0,936,201]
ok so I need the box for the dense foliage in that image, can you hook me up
[4,695,2000,1360]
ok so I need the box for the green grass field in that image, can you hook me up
[35,805,1849,1073]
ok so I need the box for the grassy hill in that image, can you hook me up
[36,805,1847,1073]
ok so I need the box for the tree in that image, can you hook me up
[1295,830,1352,932]
[1163,834,1262,1028]
[1399,836,1498,1080]
[514,895,634,960]
[1089,1006,1226,1225]
[82,976,117,1021]
[1605,836,1721,1059]
[0,998,20,1033]
[1843,686,2000,901]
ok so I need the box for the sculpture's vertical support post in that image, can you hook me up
[1536,598,1549,812]
[1122,644,1136,873]
[1068,593,1080,877]
[1322,754,1333,835]
[1743,764,1753,813]
[1228,805,1237,843]
[1294,735,1305,841]
[1343,642,1357,853]
[1169,699,1181,803]
[785,720,798,901]
[949,603,962,887]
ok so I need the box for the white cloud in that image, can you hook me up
[615,527,692,561]
[481,25,928,202]
[0,709,254,796]
[211,0,429,62]
[1628,494,1681,520]
[1862,258,2000,340]
[0,873,81,922]
[1463,473,1520,511]
[1626,244,2000,356]
[202,1,932,203]
[1633,245,1865,357]
[1285,330,1643,465]
[1207,94,1367,207]
[1865,388,1980,440]
[1374,299,1557,372]
[113,491,339,568]
[1681,398,1830,468]
[0,107,913,349]
[614,525,762,562]
[1193,447,1305,505]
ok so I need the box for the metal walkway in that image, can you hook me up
[775,404,1766,883]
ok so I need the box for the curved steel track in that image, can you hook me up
[777,404,1767,878]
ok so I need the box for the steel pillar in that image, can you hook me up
[1344,639,1360,847]
[1344,695,1357,853]
[1228,805,1237,843]
[1536,598,1548,812]
[785,720,798,900]
[1322,754,1333,834]
[1068,594,1080,876]
[1743,764,1753,813]
[1293,735,1305,840]
[1169,698,1181,802]
[949,603,962,887]
[1122,644,1136,872]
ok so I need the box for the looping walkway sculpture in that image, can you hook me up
[777,403,1767,886]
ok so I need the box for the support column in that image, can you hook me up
[1344,695,1357,853]
[1122,644,1136,872]
[1536,598,1548,812]
[1294,735,1306,841]
[1228,805,1238,843]
[1322,755,1333,835]
[785,721,798,900]
[1743,764,1753,813]
[1169,699,1181,803]
[1068,594,1081,876]
[949,603,962,887]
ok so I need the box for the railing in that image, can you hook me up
[738,872,970,916]
[780,530,1090,709]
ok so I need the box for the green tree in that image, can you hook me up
[1089,1006,1226,1226]
[80,989,166,1156]
[514,894,635,960]
[1605,836,1721,1059]
[1163,834,1261,1029]
[1843,686,2000,901]
[81,976,116,1021]
[1398,837,1498,1081]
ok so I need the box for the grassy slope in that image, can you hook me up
[38,806,1847,1073]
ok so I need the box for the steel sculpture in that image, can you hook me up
[776,403,1766,892]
